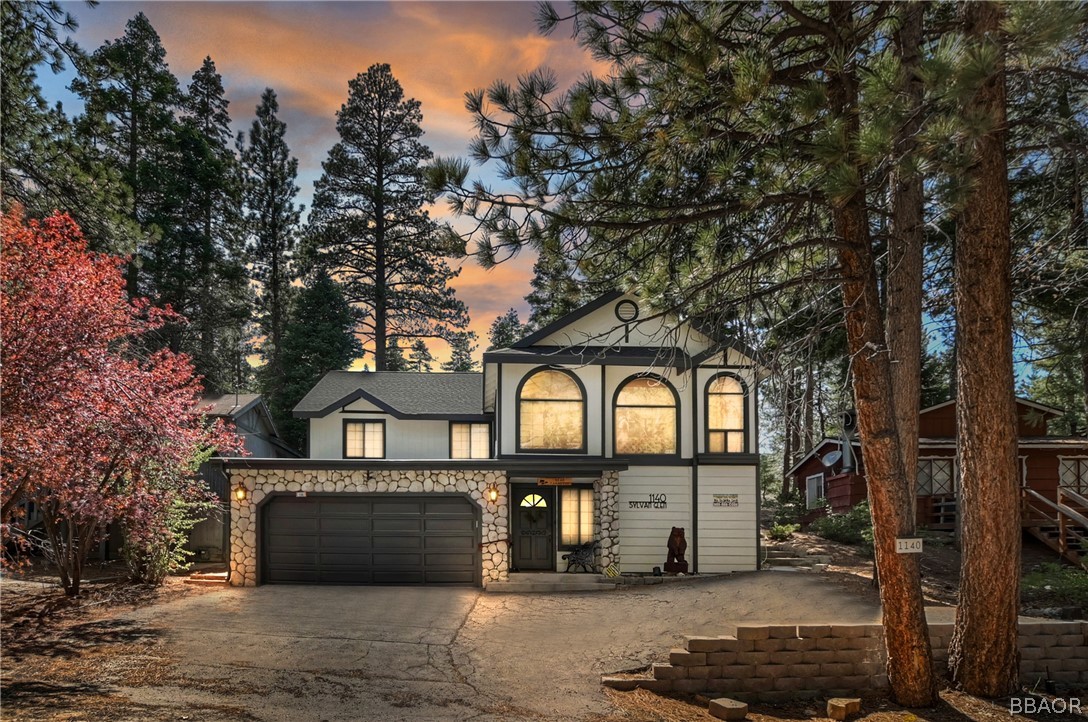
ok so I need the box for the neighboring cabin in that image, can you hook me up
[787,398,1088,565]
[218,291,764,586]
[186,394,300,561]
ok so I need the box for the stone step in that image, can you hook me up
[486,580,619,593]
[762,557,813,567]
[185,576,230,586]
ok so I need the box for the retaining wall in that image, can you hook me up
[603,621,1088,702]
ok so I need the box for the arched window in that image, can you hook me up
[614,376,678,455]
[517,369,586,451]
[706,374,747,453]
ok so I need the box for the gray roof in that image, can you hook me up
[294,371,485,419]
[198,393,263,419]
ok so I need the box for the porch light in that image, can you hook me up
[486,485,499,503]
[233,482,248,502]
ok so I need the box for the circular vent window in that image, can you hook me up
[615,300,640,322]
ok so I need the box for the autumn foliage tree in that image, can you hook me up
[1,208,240,595]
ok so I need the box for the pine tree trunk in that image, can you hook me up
[947,2,1020,696]
[374,158,388,371]
[829,3,936,706]
[886,0,925,516]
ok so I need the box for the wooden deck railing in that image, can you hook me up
[1022,487,1088,571]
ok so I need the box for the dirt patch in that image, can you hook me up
[597,689,1088,722]
[779,531,1078,612]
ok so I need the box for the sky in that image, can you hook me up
[40,1,602,363]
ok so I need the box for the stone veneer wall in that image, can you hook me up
[603,621,1088,702]
[594,470,621,571]
[227,468,509,587]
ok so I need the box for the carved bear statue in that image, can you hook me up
[665,528,683,565]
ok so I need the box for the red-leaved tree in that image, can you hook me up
[1,208,241,595]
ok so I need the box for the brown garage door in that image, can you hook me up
[262,495,479,585]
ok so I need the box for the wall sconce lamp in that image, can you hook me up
[486,485,499,503]
[233,482,248,502]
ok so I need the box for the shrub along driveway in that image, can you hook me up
[2,572,883,721]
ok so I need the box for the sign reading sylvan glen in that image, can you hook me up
[629,493,668,510]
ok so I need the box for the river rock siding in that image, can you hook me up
[227,468,510,586]
[595,471,621,571]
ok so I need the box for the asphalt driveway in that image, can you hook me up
[5,572,883,721]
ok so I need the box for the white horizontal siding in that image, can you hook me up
[308,412,450,459]
[617,466,692,573]
[696,464,758,572]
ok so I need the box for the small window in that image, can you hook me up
[451,422,490,459]
[706,374,747,453]
[918,458,955,496]
[520,493,548,508]
[561,488,594,546]
[344,420,384,459]
[805,473,825,509]
[1059,457,1088,495]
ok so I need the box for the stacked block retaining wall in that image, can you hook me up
[603,622,1088,702]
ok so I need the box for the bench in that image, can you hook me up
[562,540,599,573]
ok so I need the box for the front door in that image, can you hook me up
[513,487,554,570]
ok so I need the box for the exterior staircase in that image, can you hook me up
[761,544,831,572]
[485,572,619,593]
[1022,487,1088,571]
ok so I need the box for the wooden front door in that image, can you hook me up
[513,487,554,570]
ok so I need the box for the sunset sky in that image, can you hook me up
[41,1,601,363]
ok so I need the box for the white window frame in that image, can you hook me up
[1058,456,1088,495]
[450,422,491,460]
[805,473,825,509]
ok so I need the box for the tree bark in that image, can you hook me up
[829,2,936,706]
[886,0,925,523]
[947,1,1021,697]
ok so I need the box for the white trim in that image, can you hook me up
[786,438,862,478]
[805,473,826,509]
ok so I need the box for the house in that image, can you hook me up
[216,291,763,587]
[186,394,301,561]
[787,398,1088,565]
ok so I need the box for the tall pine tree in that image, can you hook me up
[72,12,180,296]
[1,1,137,253]
[307,63,468,370]
[441,331,479,372]
[241,88,301,403]
[408,340,434,372]
[487,308,525,349]
[525,241,583,330]
[277,271,361,450]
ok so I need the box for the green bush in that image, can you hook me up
[772,489,807,526]
[123,498,214,585]
[809,500,873,548]
[1022,563,1088,610]
[767,523,799,542]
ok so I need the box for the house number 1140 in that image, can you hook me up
[895,538,923,554]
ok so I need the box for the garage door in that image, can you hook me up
[262,495,479,585]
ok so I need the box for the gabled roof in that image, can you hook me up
[199,393,264,419]
[785,438,861,478]
[511,291,625,348]
[920,397,1066,417]
[294,371,486,420]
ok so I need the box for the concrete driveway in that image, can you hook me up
[8,572,883,721]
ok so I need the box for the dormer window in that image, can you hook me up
[706,374,747,454]
[517,368,586,452]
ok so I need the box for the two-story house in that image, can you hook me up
[217,292,762,587]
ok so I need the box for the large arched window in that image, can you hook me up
[706,374,748,454]
[517,368,586,452]
[614,376,678,455]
